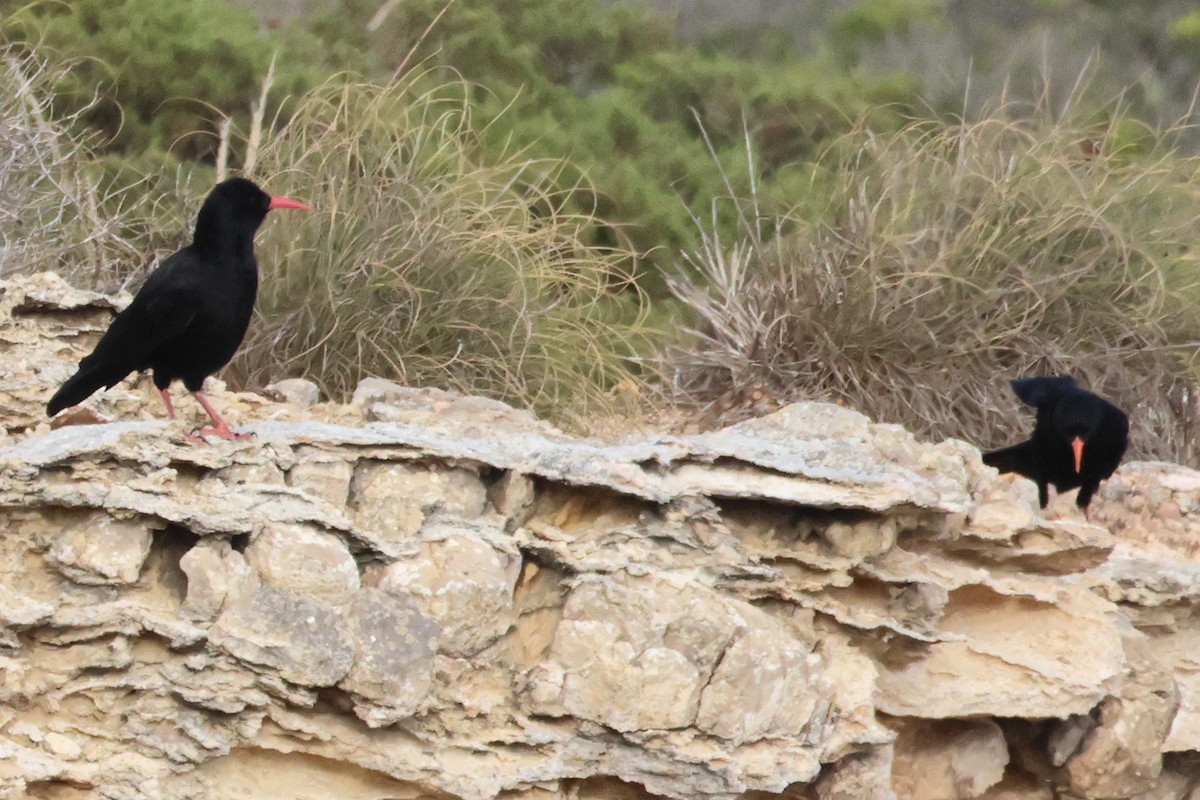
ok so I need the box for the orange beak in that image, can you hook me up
[268,195,311,212]
[1071,436,1084,474]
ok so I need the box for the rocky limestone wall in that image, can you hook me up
[1,273,1199,799]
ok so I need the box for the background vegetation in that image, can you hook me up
[3,0,1200,461]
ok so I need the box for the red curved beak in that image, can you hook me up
[1071,436,1084,474]
[268,195,311,212]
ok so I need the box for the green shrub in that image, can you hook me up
[298,0,916,290]
[664,106,1200,462]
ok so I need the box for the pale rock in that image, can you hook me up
[339,588,440,726]
[694,617,816,743]
[1128,765,1200,800]
[179,538,256,620]
[890,718,1008,799]
[287,449,353,508]
[979,774,1056,799]
[213,461,287,486]
[522,573,733,730]
[42,732,81,759]
[968,491,1038,534]
[208,586,354,686]
[525,572,821,743]
[489,470,538,531]
[370,520,518,655]
[46,512,152,585]
[8,721,43,743]
[1054,631,1179,798]
[0,272,1197,800]
[243,523,359,601]
[349,460,487,548]
[350,376,426,407]
[264,378,321,408]
[822,517,897,561]
[0,584,54,627]
[876,585,1125,718]
[817,746,898,800]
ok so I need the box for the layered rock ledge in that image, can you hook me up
[1,273,1198,799]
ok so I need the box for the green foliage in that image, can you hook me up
[832,0,948,54]
[1168,11,1200,42]
[295,0,914,289]
[664,105,1200,462]
[0,0,319,159]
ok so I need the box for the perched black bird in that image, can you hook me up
[46,177,309,439]
[983,376,1129,517]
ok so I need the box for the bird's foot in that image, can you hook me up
[187,424,252,444]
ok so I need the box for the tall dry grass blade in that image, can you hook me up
[243,51,276,176]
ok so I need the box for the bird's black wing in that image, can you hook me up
[47,253,202,415]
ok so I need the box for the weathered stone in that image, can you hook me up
[264,378,321,408]
[1053,632,1179,798]
[208,586,354,686]
[178,538,254,620]
[339,588,440,726]
[350,376,424,407]
[875,585,1125,718]
[822,517,897,561]
[523,572,822,746]
[370,520,518,656]
[489,470,538,531]
[349,460,488,548]
[287,450,353,508]
[46,512,153,585]
[243,523,359,601]
[817,746,897,800]
[1,273,1199,800]
[694,618,817,743]
[890,718,1008,799]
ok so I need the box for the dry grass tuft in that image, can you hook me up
[229,75,650,421]
[0,43,207,293]
[0,44,201,291]
[665,109,1200,463]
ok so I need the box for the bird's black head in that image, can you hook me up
[1050,388,1106,474]
[1010,375,1078,409]
[211,177,273,227]
[193,178,310,250]
[1052,393,1103,442]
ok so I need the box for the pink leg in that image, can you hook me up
[189,391,250,441]
[159,388,178,420]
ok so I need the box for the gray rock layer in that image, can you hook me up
[0,273,1197,800]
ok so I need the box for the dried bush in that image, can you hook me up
[664,109,1200,463]
[228,76,649,421]
[0,44,201,290]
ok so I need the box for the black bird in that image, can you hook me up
[46,177,309,439]
[983,376,1129,517]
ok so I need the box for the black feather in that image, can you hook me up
[47,178,305,421]
[983,376,1128,511]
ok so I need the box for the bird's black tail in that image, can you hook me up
[981,442,1036,477]
[46,363,127,417]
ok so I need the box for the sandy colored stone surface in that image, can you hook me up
[1,273,1199,799]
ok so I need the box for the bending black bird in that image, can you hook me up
[46,177,309,439]
[982,376,1128,517]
